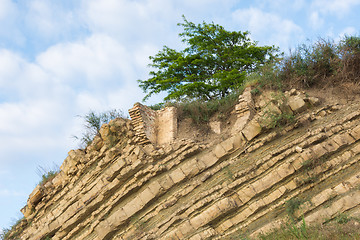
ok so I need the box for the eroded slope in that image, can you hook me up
[10,89,360,240]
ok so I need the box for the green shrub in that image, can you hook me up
[174,90,241,125]
[149,103,165,110]
[251,35,360,92]
[261,111,294,129]
[281,38,338,88]
[36,165,59,186]
[335,213,350,224]
[337,35,360,84]
[340,35,360,54]
[247,57,284,91]
[0,217,26,240]
[258,218,307,240]
[0,228,10,240]
[74,109,126,147]
[286,197,304,221]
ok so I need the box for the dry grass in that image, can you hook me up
[249,35,360,96]
[256,218,360,240]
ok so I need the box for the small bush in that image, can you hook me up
[259,218,308,240]
[335,213,350,224]
[286,198,304,221]
[0,217,26,240]
[74,109,126,147]
[149,103,165,110]
[258,93,294,129]
[337,35,360,84]
[173,90,241,125]
[0,229,10,240]
[247,58,284,91]
[301,159,313,171]
[40,170,58,186]
[261,111,294,129]
[253,35,360,92]
[281,38,338,88]
[36,165,59,186]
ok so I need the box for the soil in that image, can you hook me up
[176,108,238,147]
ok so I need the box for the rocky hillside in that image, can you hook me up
[7,88,360,239]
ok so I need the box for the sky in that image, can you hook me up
[0,0,359,231]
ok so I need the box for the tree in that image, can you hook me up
[139,16,278,101]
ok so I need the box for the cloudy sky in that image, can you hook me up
[0,0,359,230]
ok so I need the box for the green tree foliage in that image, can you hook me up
[139,16,277,101]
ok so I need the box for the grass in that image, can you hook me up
[151,90,242,125]
[73,109,126,148]
[247,35,360,93]
[256,217,360,240]
[260,110,295,129]
[36,165,59,187]
[334,213,351,224]
[0,217,26,240]
[286,197,304,222]
[177,91,240,124]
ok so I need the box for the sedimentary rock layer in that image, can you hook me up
[14,90,360,240]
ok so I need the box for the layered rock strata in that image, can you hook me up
[12,89,360,240]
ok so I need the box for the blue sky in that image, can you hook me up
[0,0,359,231]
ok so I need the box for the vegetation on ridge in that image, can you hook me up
[73,109,126,148]
[251,35,360,92]
[36,165,59,187]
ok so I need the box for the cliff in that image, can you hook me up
[8,88,360,239]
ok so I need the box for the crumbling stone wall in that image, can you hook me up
[129,103,177,145]
[128,103,156,144]
[157,106,177,145]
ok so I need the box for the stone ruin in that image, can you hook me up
[128,87,321,146]
[128,103,177,146]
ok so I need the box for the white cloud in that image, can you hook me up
[26,0,55,36]
[0,0,24,48]
[0,189,27,197]
[37,34,134,87]
[0,50,23,88]
[232,8,303,49]
[309,11,324,30]
[0,27,172,168]
[293,0,305,10]
[255,0,305,11]
[0,31,149,167]
[24,0,82,41]
[75,91,105,112]
[82,0,177,44]
[0,100,62,135]
[0,0,16,20]
[340,26,357,36]
[312,0,360,18]
[337,27,357,41]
